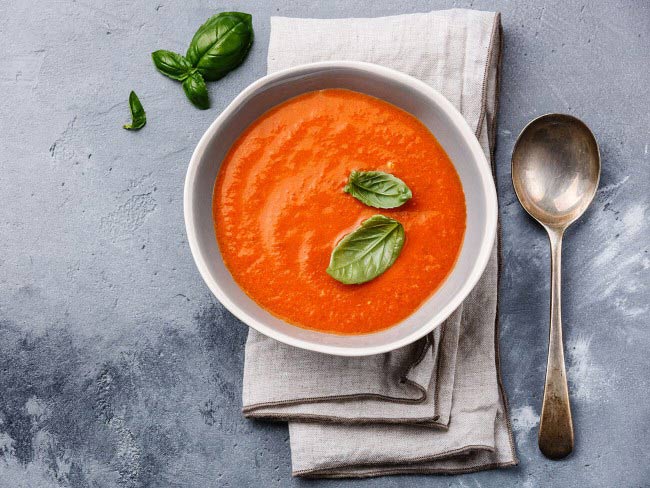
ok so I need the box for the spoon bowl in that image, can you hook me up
[512,114,600,229]
[511,113,600,460]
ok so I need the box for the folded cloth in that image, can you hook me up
[242,9,518,477]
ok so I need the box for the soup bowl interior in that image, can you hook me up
[185,61,497,356]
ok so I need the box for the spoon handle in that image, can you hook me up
[538,228,574,459]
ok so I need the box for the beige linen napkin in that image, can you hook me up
[242,9,517,477]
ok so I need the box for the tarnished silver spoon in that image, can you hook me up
[511,114,600,459]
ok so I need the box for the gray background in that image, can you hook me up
[1,0,648,487]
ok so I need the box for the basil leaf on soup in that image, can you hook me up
[182,72,210,110]
[327,215,405,285]
[151,50,194,81]
[186,12,254,81]
[344,170,412,209]
[123,91,146,130]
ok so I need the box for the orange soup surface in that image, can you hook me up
[213,89,466,334]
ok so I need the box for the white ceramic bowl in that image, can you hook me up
[185,61,497,356]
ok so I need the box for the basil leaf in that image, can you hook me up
[327,215,405,285]
[186,12,254,81]
[151,50,194,81]
[344,170,412,209]
[123,91,146,130]
[182,72,209,109]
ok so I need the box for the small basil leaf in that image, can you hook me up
[182,72,209,109]
[344,170,412,209]
[327,215,405,285]
[151,50,194,81]
[123,91,146,130]
[186,12,254,81]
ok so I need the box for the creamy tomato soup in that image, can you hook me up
[213,89,466,334]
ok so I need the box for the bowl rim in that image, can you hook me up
[184,60,498,356]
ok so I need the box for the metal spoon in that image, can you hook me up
[511,114,600,459]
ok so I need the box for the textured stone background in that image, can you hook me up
[1,1,648,487]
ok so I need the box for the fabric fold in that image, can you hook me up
[242,9,517,477]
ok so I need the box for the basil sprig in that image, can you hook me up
[344,170,412,209]
[151,12,254,110]
[327,215,405,285]
[123,91,146,130]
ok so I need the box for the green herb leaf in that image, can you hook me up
[151,50,194,81]
[182,72,209,109]
[344,170,412,209]
[185,12,254,81]
[326,215,405,285]
[123,91,146,130]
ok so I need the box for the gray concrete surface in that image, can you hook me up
[1,1,648,486]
